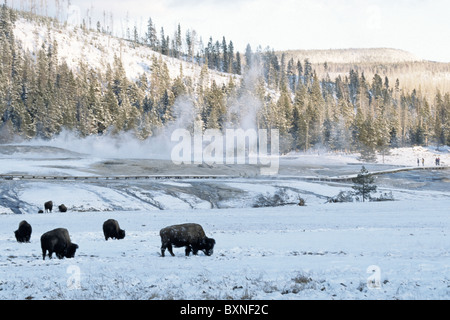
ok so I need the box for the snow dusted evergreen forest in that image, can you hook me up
[0,4,449,158]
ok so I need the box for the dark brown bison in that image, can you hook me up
[58,204,67,212]
[40,228,78,260]
[160,223,215,257]
[44,201,53,213]
[103,219,125,240]
[14,220,32,243]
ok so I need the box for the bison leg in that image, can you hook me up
[185,246,192,256]
[161,243,172,257]
[191,244,201,255]
[167,244,175,256]
[161,241,175,257]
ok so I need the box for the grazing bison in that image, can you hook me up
[58,204,67,212]
[44,201,53,213]
[103,219,125,240]
[14,220,32,243]
[160,223,215,257]
[40,228,78,260]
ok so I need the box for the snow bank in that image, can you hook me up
[0,198,448,300]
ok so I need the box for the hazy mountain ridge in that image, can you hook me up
[278,47,423,64]
[278,48,450,96]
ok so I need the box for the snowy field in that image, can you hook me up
[0,142,449,300]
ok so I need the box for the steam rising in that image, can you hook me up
[14,64,271,165]
[23,129,175,160]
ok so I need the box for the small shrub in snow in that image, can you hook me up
[292,274,313,285]
[328,189,395,203]
[297,196,306,206]
[327,191,355,203]
[371,191,395,202]
[253,188,293,207]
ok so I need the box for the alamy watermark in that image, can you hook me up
[171,128,280,175]
[366,265,381,289]
[67,265,81,290]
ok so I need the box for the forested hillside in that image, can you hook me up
[1,5,449,159]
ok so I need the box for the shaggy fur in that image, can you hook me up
[14,220,32,243]
[160,223,215,257]
[103,219,126,240]
[40,228,78,260]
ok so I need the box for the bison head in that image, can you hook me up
[65,243,79,258]
[118,229,126,240]
[201,237,216,256]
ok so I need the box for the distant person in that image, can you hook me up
[417,158,420,166]
[422,158,424,166]
[437,157,441,166]
[435,157,439,166]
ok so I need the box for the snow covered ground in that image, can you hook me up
[0,142,449,300]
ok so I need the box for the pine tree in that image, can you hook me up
[87,69,108,134]
[244,44,252,69]
[185,29,193,62]
[358,116,378,162]
[160,27,168,55]
[175,23,182,58]
[234,51,241,75]
[146,17,158,50]
[433,90,450,148]
[222,36,228,73]
[374,105,390,163]
[57,62,78,131]
[352,166,377,202]
[306,72,325,146]
[172,64,187,99]
[202,81,226,130]
[227,40,234,74]
[276,87,293,135]
[102,80,120,132]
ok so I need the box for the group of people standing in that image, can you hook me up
[417,157,441,166]
[435,157,441,166]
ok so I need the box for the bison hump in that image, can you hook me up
[160,223,206,243]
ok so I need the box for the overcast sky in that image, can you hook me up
[63,0,450,62]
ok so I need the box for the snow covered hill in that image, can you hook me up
[13,17,234,86]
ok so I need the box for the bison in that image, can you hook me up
[58,204,67,212]
[44,201,53,213]
[160,223,215,257]
[14,220,32,243]
[40,228,78,260]
[103,219,125,240]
